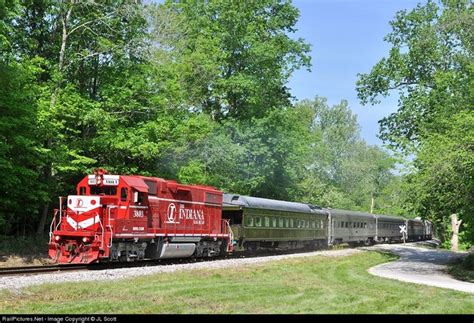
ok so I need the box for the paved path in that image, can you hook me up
[366,242,473,294]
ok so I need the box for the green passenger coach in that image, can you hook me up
[222,194,328,251]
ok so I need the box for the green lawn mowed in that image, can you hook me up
[0,251,472,314]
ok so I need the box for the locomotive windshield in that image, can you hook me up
[90,186,117,196]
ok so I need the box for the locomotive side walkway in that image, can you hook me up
[366,242,473,294]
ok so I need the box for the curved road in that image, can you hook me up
[366,242,473,294]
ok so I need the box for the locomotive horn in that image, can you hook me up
[93,168,108,187]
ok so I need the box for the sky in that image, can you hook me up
[288,0,422,146]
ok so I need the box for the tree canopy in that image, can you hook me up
[357,0,473,153]
[1,0,446,247]
[163,0,312,120]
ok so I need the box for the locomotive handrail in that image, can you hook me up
[97,211,105,249]
[56,210,64,231]
[49,196,66,243]
[49,209,59,243]
[59,196,64,223]
[223,219,234,252]
[106,206,115,249]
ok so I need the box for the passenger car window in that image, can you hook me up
[246,216,254,227]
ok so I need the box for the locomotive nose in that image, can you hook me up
[68,195,101,213]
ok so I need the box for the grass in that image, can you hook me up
[448,254,474,283]
[0,235,49,267]
[0,251,473,314]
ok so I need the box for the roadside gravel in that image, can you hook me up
[0,248,362,293]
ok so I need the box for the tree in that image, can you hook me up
[157,105,314,202]
[404,112,474,249]
[0,1,46,235]
[164,0,311,120]
[356,0,473,153]
[294,98,398,212]
[2,1,175,235]
[356,0,473,248]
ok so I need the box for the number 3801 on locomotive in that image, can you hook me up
[48,169,234,264]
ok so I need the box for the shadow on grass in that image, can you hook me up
[447,255,474,283]
[369,249,400,262]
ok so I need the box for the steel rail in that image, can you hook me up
[0,264,89,276]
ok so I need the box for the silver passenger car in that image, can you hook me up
[407,218,424,241]
[328,209,376,245]
[375,214,405,242]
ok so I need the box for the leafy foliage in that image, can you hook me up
[357,0,473,246]
[357,0,473,153]
[294,98,398,213]
[163,0,312,120]
[1,0,402,238]
[404,111,474,246]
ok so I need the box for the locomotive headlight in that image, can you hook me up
[82,237,91,243]
[54,235,61,242]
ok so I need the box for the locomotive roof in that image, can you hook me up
[121,176,149,192]
[223,194,326,214]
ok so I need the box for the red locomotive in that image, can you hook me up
[48,169,233,264]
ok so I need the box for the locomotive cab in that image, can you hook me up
[48,170,150,264]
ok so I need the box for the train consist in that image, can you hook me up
[48,170,433,264]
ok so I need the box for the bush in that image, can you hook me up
[0,235,49,256]
[461,254,474,271]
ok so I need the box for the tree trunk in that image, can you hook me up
[36,202,50,236]
[37,1,74,235]
[50,0,74,107]
[370,193,375,214]
[450,213,462,251]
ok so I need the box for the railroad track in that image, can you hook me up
[0,264,89,276]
